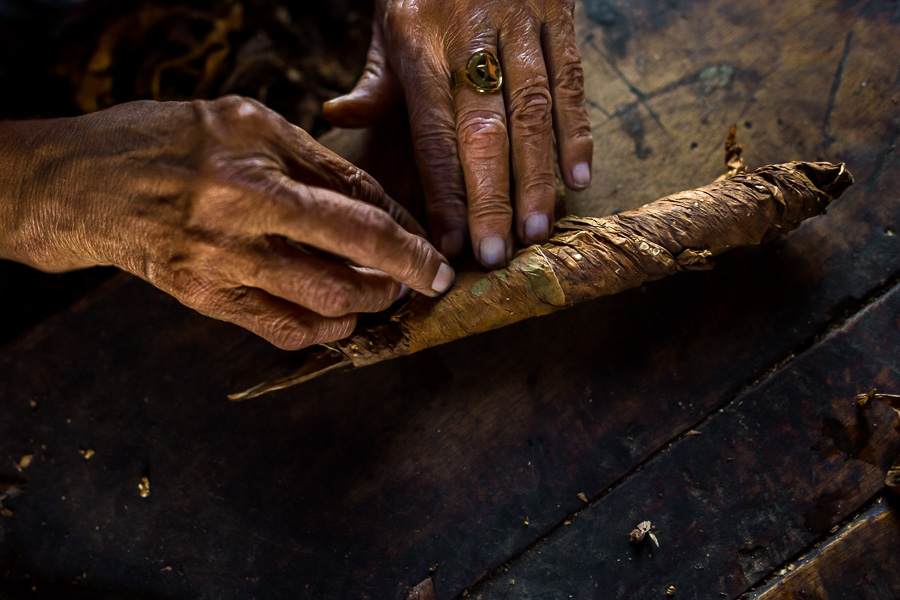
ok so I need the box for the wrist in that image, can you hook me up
[0,117,102,272]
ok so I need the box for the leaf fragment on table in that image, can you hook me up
[139,476,151,499]
[630,520,659,546]
[405,578,436,600]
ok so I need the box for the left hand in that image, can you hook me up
[323,0,594,268]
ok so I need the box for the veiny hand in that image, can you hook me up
[0,96,454,349]
[324,0,593,268]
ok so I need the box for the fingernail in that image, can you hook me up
[479,236,506,268]
[396,284,410,301]
[572,162,592,189]
[440,230,464,258]
[431,263,455,294]
[322,97,341,112]
[524,214,550,243]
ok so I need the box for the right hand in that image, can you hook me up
[324,0,593,268]
[0,96,454,350]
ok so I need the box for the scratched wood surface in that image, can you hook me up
[747,497,900,600]
[1,1,899,599]
[469,285,900,598]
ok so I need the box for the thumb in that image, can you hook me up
[323,20,402,128]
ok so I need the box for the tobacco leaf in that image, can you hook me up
[716,124,747,181]
[231,160,852,400]
[405,578,436,600]
[856,390,900,491]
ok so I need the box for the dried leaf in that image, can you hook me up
[717,125,747,180]
[887,459,900,488]
[630,520,652,543]
[139,476,151,499]
[234,161,852,398]
[855,389,900,491]
[405,578,436,600]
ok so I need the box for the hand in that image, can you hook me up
[323,0,593,268]
[0,96,454,349]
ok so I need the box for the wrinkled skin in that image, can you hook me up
[0,96,454,349]
[324,0,593,268]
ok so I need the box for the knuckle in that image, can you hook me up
[508,80,553,131]
[263,315,314,351]
[545,0,576,19]
[568,120,594,144]
[342,164,383,203]
[412,126,458,168]
[384,4,416,33]
[456,109,508,149]
[426,194,467,222]
[311,278,362,317]
[311,315,357,345]
[344,203,395,258]
[172,271,220,308]
[468,195,513,222]
[557,0,576,17]
[211,95,281,131]
[519,176,558,201]
[554,58,586,98]
[383,5,427,53]
[395,234,432,284]
[219,94,265,116]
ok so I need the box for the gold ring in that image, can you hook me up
[450,49,503,93]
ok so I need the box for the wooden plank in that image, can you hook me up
[469,283,900,599]
[1,1,899,599]
[570,0,900,216]
[0,261,114,347]
[747,497,900,600]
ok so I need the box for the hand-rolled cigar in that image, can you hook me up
[230,158,852,400]
[857,391,900,492]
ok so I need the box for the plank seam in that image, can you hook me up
[457,274,900,600]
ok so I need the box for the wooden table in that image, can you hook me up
[2,1,900,598]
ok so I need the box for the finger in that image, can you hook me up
[254,176,455,297]
[266,116,427,238]
[451,41,514,268]
[242,242,405,318]
[403,58,470,260]
[501,19,557,245]
[323,19,403,128]
[543,2,594,190]
[199,285,357,351]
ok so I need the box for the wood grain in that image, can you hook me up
[470,284,900,599]
[0,1,898,599]
[747,498,900,600]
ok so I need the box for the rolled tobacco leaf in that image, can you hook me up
[230,158,852,400]
[857,390,900,492]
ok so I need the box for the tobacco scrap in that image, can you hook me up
[856,389,900,491]
[0,481,27,517]
[44,1,374,137]
[405,578,436,600]
[630,520,659,547]
[232,159,852,400]
[717,125,747,181]
[139,476,151,499]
